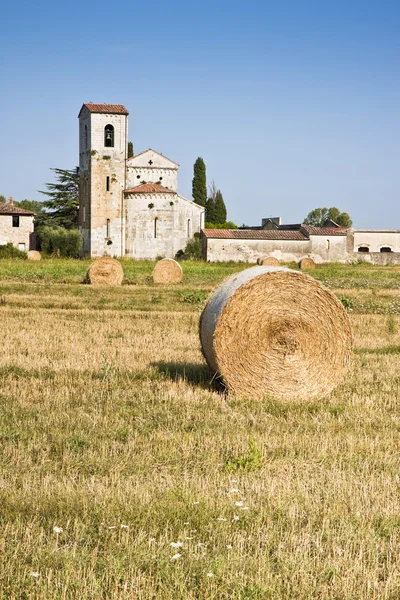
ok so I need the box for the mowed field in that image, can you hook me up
[1,259,400,600]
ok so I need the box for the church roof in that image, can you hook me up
[78,103,129,117]
[127,148,179,167]
[0,202,34,216]
[124,183,176,194]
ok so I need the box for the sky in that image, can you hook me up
[1,0,399,228]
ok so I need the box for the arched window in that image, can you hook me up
[187,219,191,238]
[84,125,88,149]
[358,246,369,253]
[154,217,158,238]
[106,219,110,238]
[380,246,392,253]
[104,124,114,147]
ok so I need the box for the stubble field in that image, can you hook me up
[0,259,400,599]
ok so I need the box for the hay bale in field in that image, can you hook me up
[85,257,124,286]
[200,266,352,401]
[257,256,268,265]
[260,256,280,266]
[27,250,41,261]
[152,258,183,285]
[299,257,316,270]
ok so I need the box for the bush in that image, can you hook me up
[204,221,238,229]
[0,243,27,259]
[184,235,202,260]
[37,226,82,258]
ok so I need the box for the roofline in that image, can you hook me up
[78,103,129,118]
[127,148,179,167]
[176,195,205,210]
[0,210,34,216]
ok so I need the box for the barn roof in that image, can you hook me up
[202,229,307,240]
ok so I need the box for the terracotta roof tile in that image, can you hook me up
[202,229,307,240]
[124,183,176,194]
[300,225,347,236]
[0,203,34,215]
[79,103,129,116]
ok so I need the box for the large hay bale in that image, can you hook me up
[27,250,41,261]
[260,256,280,266]
[86,257,124,286]
[200,266,352,401]
[299,257,316,270]
[257,256,268,265]
[152,258,183,285]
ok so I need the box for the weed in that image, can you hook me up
[225,439,263,472]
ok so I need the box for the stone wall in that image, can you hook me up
[0,215,34,251]
[125,193,204,259]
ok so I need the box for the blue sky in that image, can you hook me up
[1,0,399,228]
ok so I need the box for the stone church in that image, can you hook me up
[78,103,204,258]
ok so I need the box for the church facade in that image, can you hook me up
[78,103,204,258]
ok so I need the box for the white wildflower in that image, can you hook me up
[232,515,240,521]
[226,544,233,549]
[231,479,237,483]
[149,537,156,542]
[108,526,117,530]
[229,488,239,493]
[30,572,40,578]
[171,553,181,560]
[216,517,227,522]
[183,522,189,525]
[207,572,214,577]
[235,501,243,507]
[120,524,129,529]
[197,542,204,548]
[53,526,63,534]
[185,537,194,540]
[192,501,199,505]
[241,506,249,511]
[170,541,183,548]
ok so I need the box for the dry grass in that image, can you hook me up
[0,263,400,598]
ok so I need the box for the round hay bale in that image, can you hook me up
[86,257,124,286]
[260,256,280,267]
[152,258,183,285]
[200,266,352,401]
[299,257,316,270]
[27,250,41,261]
[257,255,268,265]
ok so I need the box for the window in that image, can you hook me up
[106,176,110,191]
[137,175,141,179]
[358,246,369,253]
[187,218,191,238]
[380,247,392,253]
[154,217,158,238]
[12,215,19,228]
[106,219,110,238]
[104,124,114,147]
[159,176,163,181]
[18,243,25,251]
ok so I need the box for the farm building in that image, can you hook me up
[78,103,205,258]
[0,199,34,252]
[202,220,400,264]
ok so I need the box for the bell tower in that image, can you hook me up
[78,103,129,257]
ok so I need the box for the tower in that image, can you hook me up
[78,103,129,257]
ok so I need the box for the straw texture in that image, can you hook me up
[85,257,124,286]
[200,266,352,401]
[257,256,268,265]
[152,258,183,285]
[299,257,316,270]
[27,251,41,261]
[260,257,280,266]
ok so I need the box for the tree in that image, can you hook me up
[128,142,134,158]
[214,190,227,224]
[192,157,207,207]
[304,207,352,228]
[39,167,79,229]
[0,194,6,203]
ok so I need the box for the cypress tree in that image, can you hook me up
[205,196,216,223]
[192,157,207,207]
[128,142,134,158]
[214,190,227,224]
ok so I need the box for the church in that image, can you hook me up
[78,103,205,258]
